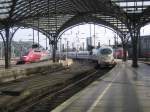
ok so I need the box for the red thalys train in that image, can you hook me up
[113,47,128,59]
[16,48,51,64]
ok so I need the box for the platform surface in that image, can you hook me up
[52,61,150,112]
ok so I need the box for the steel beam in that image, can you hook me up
[57,13,125,38]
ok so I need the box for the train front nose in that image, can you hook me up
[100,55,113,64]
[21,56,27,61]
[16,56,27,64]
[101,55,111,61]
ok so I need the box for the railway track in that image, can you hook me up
[0,62,112,112]
[16,69,111,112]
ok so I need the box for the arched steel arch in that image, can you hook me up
[15,23,50,38]
[57,13,125,39]
[138,18,150,29]
[58,23,122,42]
[0,20,50,38]
[135,6,150,29]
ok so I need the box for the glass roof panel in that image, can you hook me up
[111,0,150,13]
[0,0,12,19]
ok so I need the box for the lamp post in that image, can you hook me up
[19,40,22,58]
[94,24,96,48]
[59,38,62,62]
[82,42,84,51]
[67,40,69,59]
[1,43,2,59]
[63,37,68,60]
[98,41,100,48]
[0,38,3,59]
[32,29,35,44]
[46,37,48,50]
[80,37,85,51]
[114,35,117,59]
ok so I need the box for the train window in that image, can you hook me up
[23,51,29,56]
[100,49,112,55]
[34,50,41,52]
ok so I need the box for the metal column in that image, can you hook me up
[4,27,10,68]
[122,43,127,61]
[37,18,40,48]
[46,37,48,50]
[131,29,139,67]
[32,29,35,45]
[51,35,57,63]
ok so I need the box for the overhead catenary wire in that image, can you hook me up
[37,17,40,48]
[32,21,35,45]
[29,0,34,45]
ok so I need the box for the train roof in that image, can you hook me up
[99,46,113,49]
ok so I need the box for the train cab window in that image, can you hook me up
[23,51,29,56]
[34,50,41,52]
[100,49,112,55]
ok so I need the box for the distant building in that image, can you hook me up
[86,37,92,46]
[86,37,92,50]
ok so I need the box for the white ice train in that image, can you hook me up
[60,46,116,67]
[96,46,115,67]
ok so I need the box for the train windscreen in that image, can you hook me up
[100,48,112,55]
[22,51,29,56]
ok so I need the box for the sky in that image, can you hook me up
[59,24,119,49]
[13,28,48,49]
[11,23,150,50]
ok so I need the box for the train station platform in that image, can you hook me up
[52,61,150,112]
[0,60,64,83]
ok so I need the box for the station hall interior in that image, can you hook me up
[0,0,150,68]
[0,0,150,112]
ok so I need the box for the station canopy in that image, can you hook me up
[0,0,150,38]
